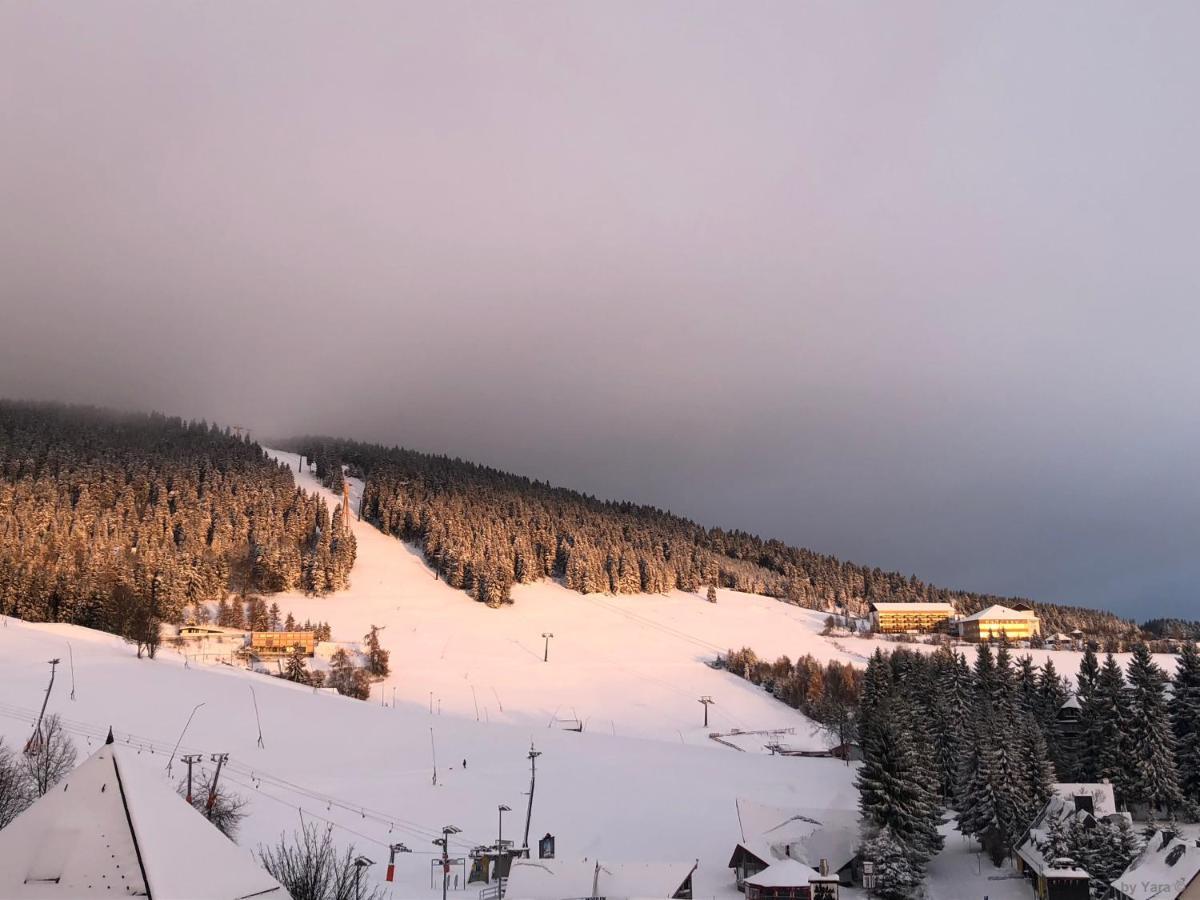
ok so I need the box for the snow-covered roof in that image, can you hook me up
[960,604,1039,622]
[0,744,287,899]
[1060,694,1082,710]
[1016,783,1122,877]
[503,859,697,900]
[1112,831,1200,900]
[734,798,860,872]
[745,858,821,888]
[868,602,955,614]
[1046,632,1074,642]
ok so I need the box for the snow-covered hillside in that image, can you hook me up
[0,448,1173,899]
[0,616,858,898]
[262,449,857,750]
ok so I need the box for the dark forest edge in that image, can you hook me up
[0,401,356,642]
[286,435,1138,635]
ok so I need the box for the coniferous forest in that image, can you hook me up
[0,402,356,636]
[288,436,1134,635]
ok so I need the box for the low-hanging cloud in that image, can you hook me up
[1,2,1198,618]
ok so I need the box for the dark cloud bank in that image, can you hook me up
[2,2,1198,618]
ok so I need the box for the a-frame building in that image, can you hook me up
[0,742,287,899]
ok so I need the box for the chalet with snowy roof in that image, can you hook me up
[0,742,286,898]
[958,603,1041,642]
[867,602,955,634]
[503,858,698,899]
[728,799,859,891]
[744,858,840,900]
[1015,783,1127,900]
[1110,830,1200,900]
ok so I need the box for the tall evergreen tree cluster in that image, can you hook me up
[286,437,1133,635]
[0,402,356,636]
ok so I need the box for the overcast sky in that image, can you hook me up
[2,3,1198,619]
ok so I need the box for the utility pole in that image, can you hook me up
[386,843,411,883]
[541,633,554,663]
[430,727,438,786]
[699,696,714,728]
[249,686,265,748]
[180,753,201,801]
[26,658,60,753]
[206,753,229,819]
[352,856,373,900]
[433,826,461,900]
[521,743,541,856]
[65,643,76,701]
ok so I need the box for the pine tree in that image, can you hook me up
[284,647,309,684]
[363,625,390,678]
[1126,643,1183,814]
[859,825,923,900]
[1171,641,1200,805]
[1092,653,1132,803]
[857,697,944,866]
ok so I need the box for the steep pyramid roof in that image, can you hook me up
[0,744,287,899]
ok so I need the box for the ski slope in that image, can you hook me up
[261,448,858,751]
[0,449,1160,899]
[0,616,859,898]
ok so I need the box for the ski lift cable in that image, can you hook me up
[0,703,485,849]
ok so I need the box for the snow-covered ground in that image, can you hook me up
[0,615,861,898]
[0,449,1164,898]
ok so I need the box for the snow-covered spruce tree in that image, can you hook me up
[1091,653,1133,803]
[857,696,944,868]
[706,584,718,603]
[929,648,968,801]
[1067,813,1140,894]
[859,825,923,900]
[1038,658,1072,778]
[284,647,309,684]
[1075,644,1103,782]
[1125,643,1183,814]
[363,625,390,678]
[1021,712,1057,811]
[1171,641,1200,806]
[956,710,1004,862]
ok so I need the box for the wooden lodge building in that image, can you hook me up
[744,859,839,900]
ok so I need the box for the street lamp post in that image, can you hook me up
[434,825,461,900]
[498,804,511,851]
[352,856,374,900]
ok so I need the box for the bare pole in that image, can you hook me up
[699,695,714,728]
[430,727,438,786]
[166,702,205,777]
[249,685,265,749]
[521,742,542,856]
[541,633,554,663]
[65,643,76,701]
[26,658,60,752]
